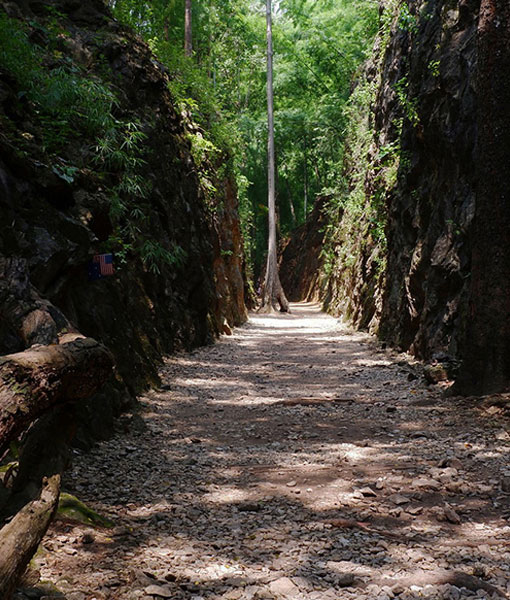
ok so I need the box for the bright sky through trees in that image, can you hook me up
[109,0,379,275]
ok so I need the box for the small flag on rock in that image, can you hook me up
[88,253,114,281]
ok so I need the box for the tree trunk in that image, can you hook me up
[184,0,192,57]
[0,474,61,600]
[285,178,296,226]
[456,0,510,393]
[261,0,289,313]
[0,335,113,457]
[303,134,308,221]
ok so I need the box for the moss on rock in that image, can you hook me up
[57,493,114,528]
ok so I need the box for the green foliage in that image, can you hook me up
[0,11,179,273]
[428,59,440,77]
[320,1,412,299]
[52,164,79,183]
[0,12,39,85]
[108,0,378,276]
[394,75,420,126]
[0,12,118,151]
[398,2,418,34]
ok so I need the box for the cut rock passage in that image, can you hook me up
[37,304,510,600]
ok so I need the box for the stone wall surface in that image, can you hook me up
[281,0,510,391]
[0,0,247,445]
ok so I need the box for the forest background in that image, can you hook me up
[110,0,379,280]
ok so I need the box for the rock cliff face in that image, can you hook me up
[283,0,510,391]
[310,0,478,375]
[0,0,247,443]
[278,196,327,303]
[377,0,478,366]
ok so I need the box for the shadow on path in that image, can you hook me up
[39,303,510,600]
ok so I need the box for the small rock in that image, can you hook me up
[438,457,462,469]
[359,486,377,497]
[268,577,300,598]
[388,494,410,505]
[66,593,86,600]
[336,573,355,587]
[286,481,297,488]
[241,586,259,600]
[424,364,449,384]
[144,585,175,598]
[406,505,423,515]
[443,505,461,524]
[222,588,244,600]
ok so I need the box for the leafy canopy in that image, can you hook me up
[108,0,378,273]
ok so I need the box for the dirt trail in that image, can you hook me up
[36,303,510,600]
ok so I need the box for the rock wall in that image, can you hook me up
[378,0,478,365]
[0,0,247,443]
[278,196,327,303]
[315,0,497,388]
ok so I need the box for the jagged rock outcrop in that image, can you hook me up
[322,0,480,351]
[0,0,247,444]
[312,0,510,391]
[377,0,478,365]
[456,0,510,393]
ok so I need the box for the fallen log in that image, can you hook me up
[5,406,77,516]
[0,336,114,457]
[0,474,61,600]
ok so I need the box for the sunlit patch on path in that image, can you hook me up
[39,303,510,600]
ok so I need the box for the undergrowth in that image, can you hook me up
[320,0,409,319]
[0,10,184,274]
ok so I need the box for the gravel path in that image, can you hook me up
[34,303,510,600]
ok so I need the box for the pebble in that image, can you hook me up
[29,308,510,600]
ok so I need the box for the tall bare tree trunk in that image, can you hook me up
[184,0,192,57]
[261,0,289,313]
[303,134,308,220]
[285,178,296,226]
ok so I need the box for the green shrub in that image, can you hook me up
[0,11,178,273]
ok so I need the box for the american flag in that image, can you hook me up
[93,253,114,276]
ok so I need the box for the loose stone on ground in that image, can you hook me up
[32,304,510,600]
